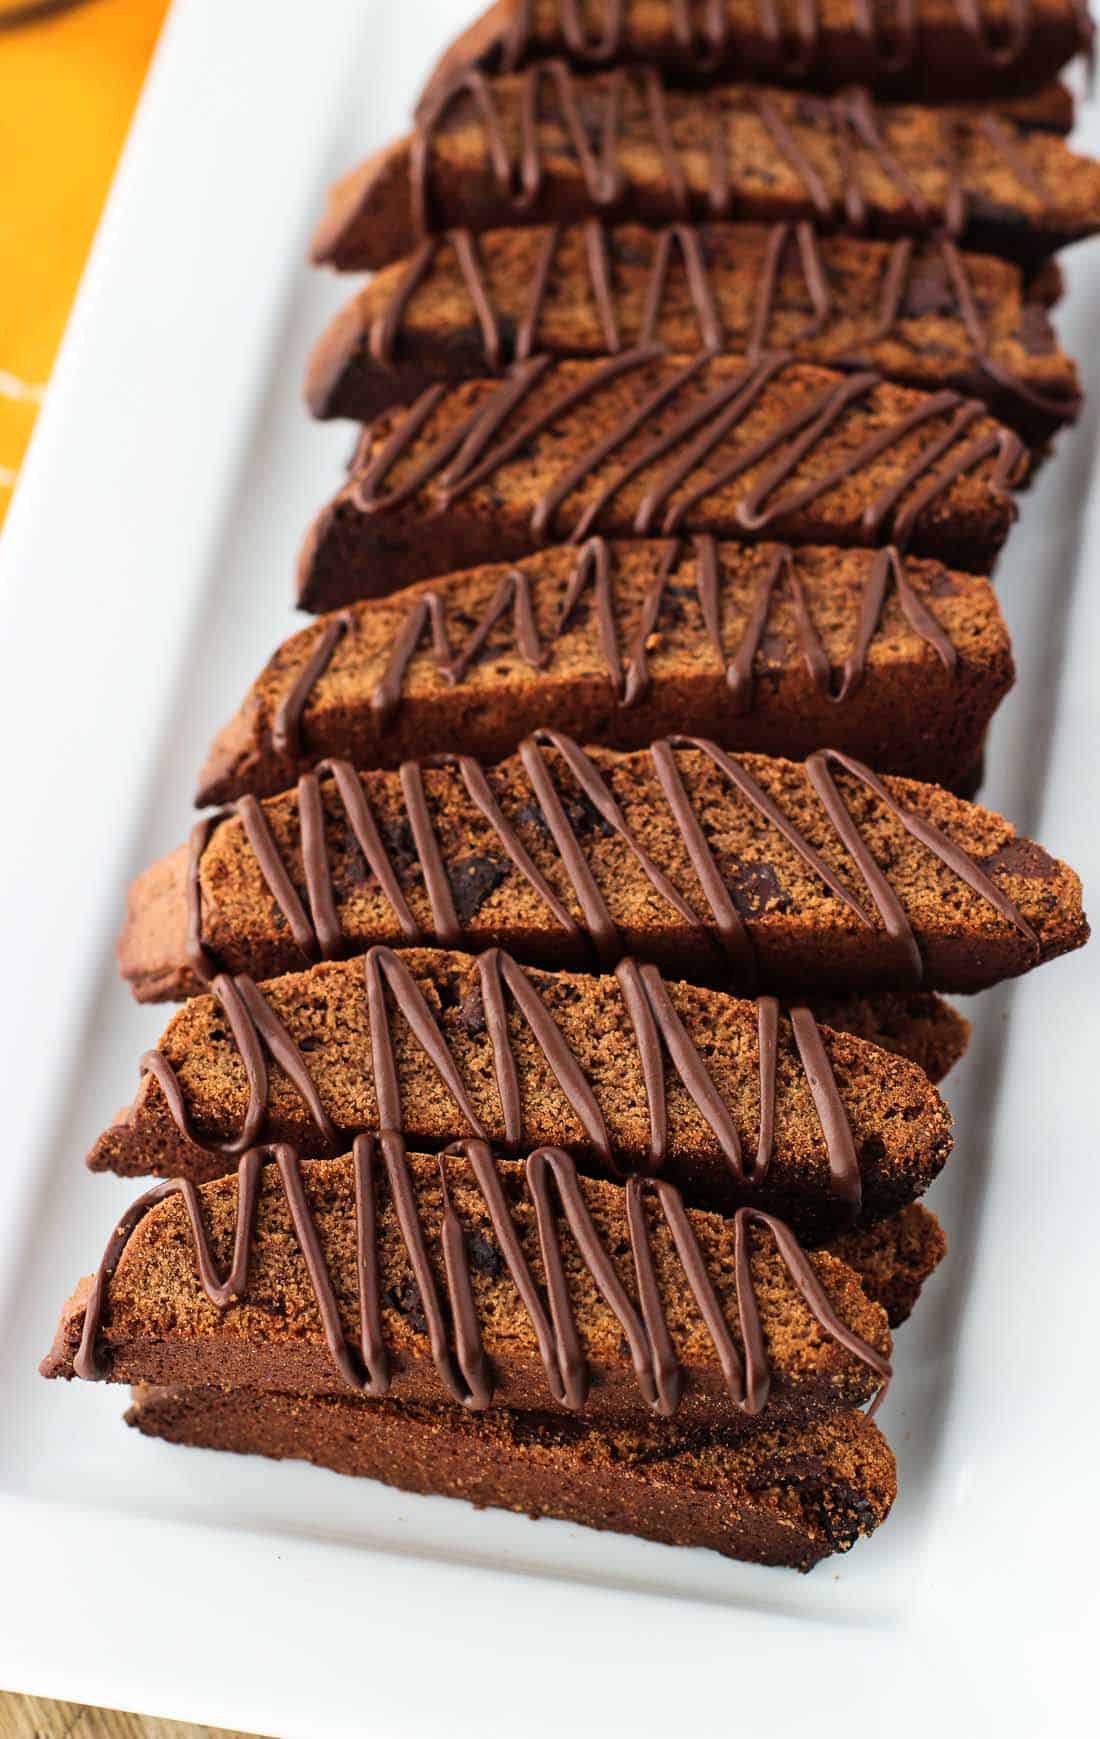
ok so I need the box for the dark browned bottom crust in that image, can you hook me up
[125,1386,896,1570]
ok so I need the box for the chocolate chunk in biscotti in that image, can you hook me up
[416,0,1090,109]
[308,220,1080,447]
[310,68,1100,273]
[202,540,1012,805]
[86,944,954,1238]
[44,1140,895,1432]
[296,356,1028,611]
[124,737,1085,1003]
[124,1385,895,1570]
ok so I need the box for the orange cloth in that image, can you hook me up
[0,0,168,521]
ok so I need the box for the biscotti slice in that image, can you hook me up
[45,1140,894,1430]
[309,221,1079,446]
[831,1201,946,1327]
[310,69,1100,272]
[125,738,1083,1002]
[417,0,1090,107]
[126,1385,894,1569]
[207,540,1014,803]
[87,945,953,1237]
[297,356,1028,609]
[807,993,968,1086]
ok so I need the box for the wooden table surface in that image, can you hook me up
[0,1693,266,1738]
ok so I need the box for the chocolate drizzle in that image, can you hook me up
[348,348,1025,549]
[493,0,1090,81]
[187,726,1035,999]
[408,60,1056,253]
[142,939,873,1205]
[72,1134,890,1417]
[365,219,1074,429]
[360,536,958,731]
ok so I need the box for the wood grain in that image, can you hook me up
[0,1692,267,1738]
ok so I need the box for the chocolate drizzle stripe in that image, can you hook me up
[298,771,343,958]
[646,735,755,983]
[481,946,614,1162]
[74,1135,891,1416]
[807,748,1041,948]
[584,216,621,351]
[528,1145,658,1406]
[366,945,486,1138]
[272,612,353,761]
[456,752,579,937]
[534,352,711,540]
[626,1175,684,1414]
[399,759,460,945]
[788,1008,862,1207]
[754,996,780,1180]
[723,545,830,711]
[236,796,318,964]
[437,1151,495,1406]
[641,224,723,351]
[364,220,1072,428]
[614,958,667,1171]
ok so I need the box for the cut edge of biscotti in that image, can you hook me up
[125,740,1086,1005]
[198,539,1015,805]
[413,0,1088,112]
[306,220,1081,446]
[310,72,1100,273]
[295,356,1031,609]
[84,947,955,1241]
[45,1144,899,1429]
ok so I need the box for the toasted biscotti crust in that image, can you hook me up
[44,1144,892,1430]
[417,0,1090,107]
[831,1201,946,1326]
[309,221,1080,446]
[311,69,1100,272]
[125,1386,896,1570]
[203,541,1014,805]
[298,358,1028,611]
[806,993,968,1086]
[124,740,1084,1002]
[86,946,954,1238]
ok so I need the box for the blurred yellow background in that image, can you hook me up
[0,0,169,524]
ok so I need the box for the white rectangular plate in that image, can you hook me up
[0,2,1097,1732]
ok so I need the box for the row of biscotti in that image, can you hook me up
[47,1,1096,1570]
[44,1138,946,1567]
